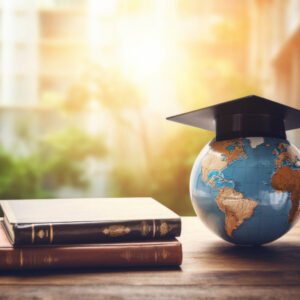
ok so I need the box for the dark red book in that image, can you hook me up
[1,198,181,246]
[0,223,182,270]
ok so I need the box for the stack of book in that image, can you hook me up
[0,198,182,270]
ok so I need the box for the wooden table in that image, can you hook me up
[1,217,300,299]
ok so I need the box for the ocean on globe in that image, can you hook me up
[190,137,300,245]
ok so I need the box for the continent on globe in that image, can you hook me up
[272,165,300,224]
[216,187,258,237]
[211,139,247,164]
[201,148,228,183]
[274,143,300,167]
[201,139,247,184]
[248,137,264,148]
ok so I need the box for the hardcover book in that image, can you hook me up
[0,198,181,246]
[0,222,182,270]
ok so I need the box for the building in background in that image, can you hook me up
[249,0,300,146]
[1,0,115,107]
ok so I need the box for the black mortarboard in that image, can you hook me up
[167,95,300,141]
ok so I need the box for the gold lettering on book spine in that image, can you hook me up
[37,229,45,239]
[102,225,130,237]
[154,249,158,263]
[20,250,24,268]
[161,248,169,260]
[159,222,169,236]
[44,255,54,265]
[140,221,151,236]
[49,224,53,244]
[152,220,156,238]
[32,226,51,243]
[120,250,132,261]
[31,224,35,243]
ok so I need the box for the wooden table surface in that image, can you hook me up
[1,217,300,299]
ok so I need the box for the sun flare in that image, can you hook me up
[119,33,165,81]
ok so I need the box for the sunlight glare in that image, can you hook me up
[120,32,165,81]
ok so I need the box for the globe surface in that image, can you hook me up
[190,137,300,245]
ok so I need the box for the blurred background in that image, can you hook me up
[0,0,299,215]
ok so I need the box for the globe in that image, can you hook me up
[190,137,300,245]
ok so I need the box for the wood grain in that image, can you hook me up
[1,217,300,299]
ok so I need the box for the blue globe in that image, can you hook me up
[190,137,300,245]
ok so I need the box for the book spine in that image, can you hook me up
[13,219,181,245]
[0,242,182,270]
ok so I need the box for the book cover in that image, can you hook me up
[0,223,182,270]
[1,198,181,245]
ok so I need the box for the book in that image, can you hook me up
[0,198,181,246]
[0,222,182,270]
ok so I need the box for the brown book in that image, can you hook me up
[0,223,182,270]
[0,198,181,246]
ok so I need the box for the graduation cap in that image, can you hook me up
[167,95,300,141]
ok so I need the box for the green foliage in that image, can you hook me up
[0,149,47,199]
[63,65,142,112]
[151,129,214,215]
[0,127,106,199]
[39,127,106,191]
[109,129,213,216]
